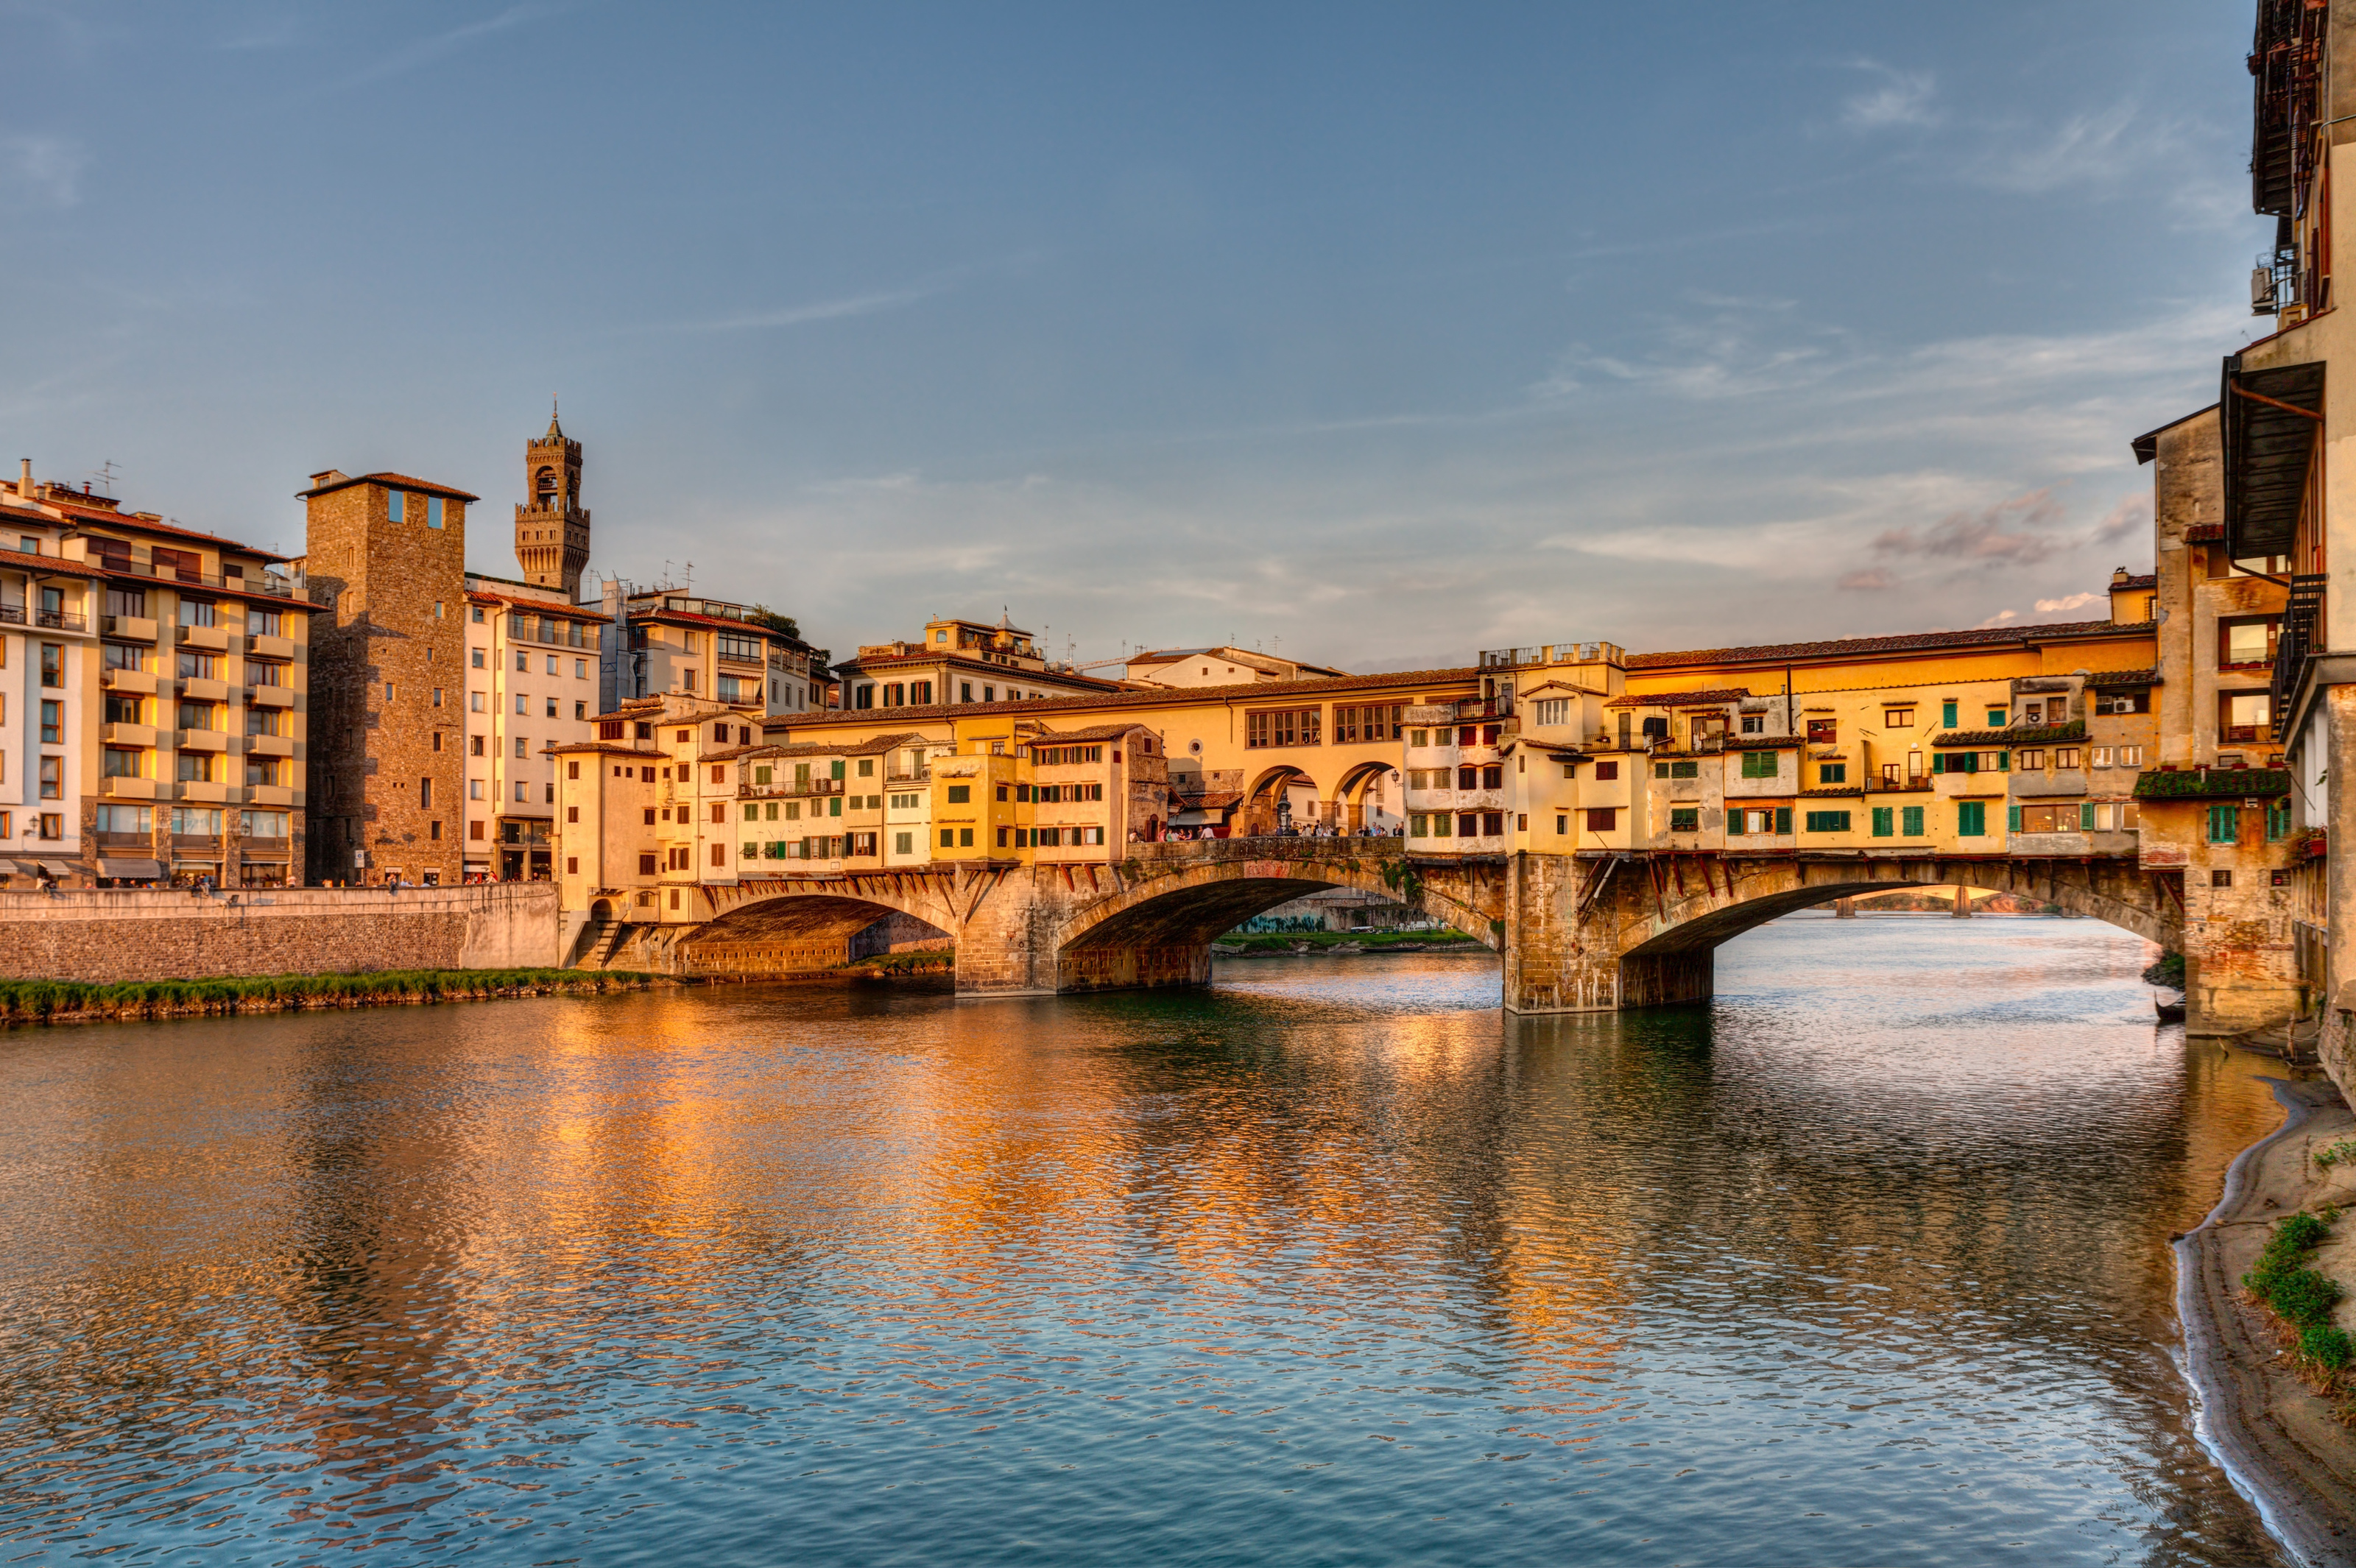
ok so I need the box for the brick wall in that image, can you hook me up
[0,882,560,982]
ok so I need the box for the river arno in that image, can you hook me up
[0,919,2302,1566]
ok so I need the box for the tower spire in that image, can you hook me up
[517,405,590,599]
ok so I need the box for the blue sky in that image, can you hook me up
[0,1,2272,669]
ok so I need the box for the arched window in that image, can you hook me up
[535,466,557,504]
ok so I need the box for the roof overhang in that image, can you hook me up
[2222,355,2323,559]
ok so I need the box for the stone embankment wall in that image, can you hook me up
[0,883,562,983]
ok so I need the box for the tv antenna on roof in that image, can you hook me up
[89,459,121,492]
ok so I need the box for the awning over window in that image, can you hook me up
[2222,356,2324,559]
[38,860,75,876]
[0,860,20,875]
[96,858,163,880]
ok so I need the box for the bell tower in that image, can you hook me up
[515,401,590,598]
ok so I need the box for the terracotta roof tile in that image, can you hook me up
[1625,618,2146,670]
[297,471,479,503]
[1606,686,1752,709]
[771,666,1481,732]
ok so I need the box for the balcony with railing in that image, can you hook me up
[740,777,845,799]
[34,607,86,632]
[2273,573,2327,732]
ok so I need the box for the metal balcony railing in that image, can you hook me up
[35,607,85,631]
[2274,572,2327,735]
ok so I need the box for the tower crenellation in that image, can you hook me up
[515,402,590,598]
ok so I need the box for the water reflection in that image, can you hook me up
[0,918,2291,1564]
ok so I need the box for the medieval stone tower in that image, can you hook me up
[515,404,590,598]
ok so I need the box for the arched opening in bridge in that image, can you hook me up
[1598,864,2176,1013]
[1054,852,1498,993]
[683,892,953,978]
[1243,766,1322,837]
[1333,760,1405,836]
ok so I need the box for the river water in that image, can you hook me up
[0,918,2299,1566]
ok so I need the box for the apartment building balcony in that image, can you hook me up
[885,768,931,784]
[248,785,294,808]
[180,780,235,805]
[247,684,294,709]
[247,732,294,758]
[32,607,86,632]
[102,666,158,694]
[102,722,158,747]
[99,776,158,799]
[174,623,230,653]
[177,730,230,753]
[179,677,229,702]
[246,632,294,660]
[102,614,158,641]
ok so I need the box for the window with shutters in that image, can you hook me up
[1670,807,1699,831]
[1957,800,1986,837]
[1871,806,1894,837]
[2209,805,2240,844]
[1740,750,1778,779]
[1902,805,1925,836]
[1584,808,1616,832]
[1803,811,1850,833]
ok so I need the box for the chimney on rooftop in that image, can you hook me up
[17,459,29,501]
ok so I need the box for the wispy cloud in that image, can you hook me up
[2089,491,2152,545]
[1838,567,1897,591]
[1842,62,1940,130]
[677,284,948,334]
[1873,487,2070,565]
[1,134,85,205]
[1967,102,2152,195]
[2034,591,2102,614]
[300,4,546,96]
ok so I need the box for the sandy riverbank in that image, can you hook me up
[2179,1072,2356,1564]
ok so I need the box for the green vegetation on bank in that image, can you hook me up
[0,969,654,1024]
[1213,929,1483,954]
[2246,1209,2354,1375]
[2142,953,2187,989]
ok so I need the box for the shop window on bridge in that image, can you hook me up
[1739,750,1779,779]
[2209,805,2241,844]
[1803,810,1850,833]
[1957,801,1986,837]
[2013,803,2095,833]
[1727,807,1790,836]
[1670,807,1699,831]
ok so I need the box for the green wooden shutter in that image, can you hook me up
[1942,700,1958,727]
[1872,806,1893,837]
[2008,805,2022,832]
[1996,752,2009,771]
[1958,800,1985,836]
[1931,754,1947,774]
[1961,752,1978,774]
[1902,805,1924,836]
[1774,807,1791,835]
[2081,803,2096,830]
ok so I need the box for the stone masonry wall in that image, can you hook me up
[0,883,560,982]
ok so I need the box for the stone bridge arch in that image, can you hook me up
[1505,851,2183,1014]
[1043,842,1503,994]
[616,872,964,976]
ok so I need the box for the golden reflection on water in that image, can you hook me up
[0,922,2299,1567]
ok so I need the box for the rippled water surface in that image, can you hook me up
[0,918,2299,1565]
